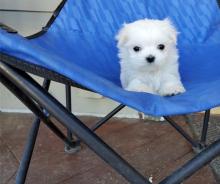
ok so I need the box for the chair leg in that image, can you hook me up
[200,110,210,145]
[0,62,149,184]
[159,138,220,184]
[64,84,81,154]
[164,116,201,149]
[193,110,211,153]
[15,118,40,184]
[2,61,219,184]
[91,104,125,131]
[15,79,50,184]
[1,75,79,150]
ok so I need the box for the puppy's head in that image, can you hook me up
[116,18,178,70]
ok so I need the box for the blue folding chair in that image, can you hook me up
[1,0,220,183]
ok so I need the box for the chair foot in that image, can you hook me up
[64,140,81,154]
[192,143,206,154]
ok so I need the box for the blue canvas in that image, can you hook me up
[0,0,220,116]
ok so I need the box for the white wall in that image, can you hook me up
[0,0,139,118]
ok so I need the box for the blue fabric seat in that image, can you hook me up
[0,0,220,116]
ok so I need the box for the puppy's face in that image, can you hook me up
[116,19,178,71]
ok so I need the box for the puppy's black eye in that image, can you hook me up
[157,44,165,50]
[133,46,141,52]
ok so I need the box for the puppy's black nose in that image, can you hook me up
[146,55,155,63]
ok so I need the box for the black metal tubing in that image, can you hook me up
[0,75,78,149]
[159,138,220,184]
[15,79,50,184]
[1,75,82,183]
[15,117,40,184]
[1,61,220,183]
[0,53,91,92]
[164,116,200,148]
[26,0,67,39]
[0,61,150,184]
[65,84,81,153]
[201,110,211,144]
[65,84,73,140]
[91,104,125,131]
[9,76,50,184]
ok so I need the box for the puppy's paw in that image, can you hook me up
[159,84,185,96]
[137,85,155,94]
[125,79,156,94]
[126,84,155,94]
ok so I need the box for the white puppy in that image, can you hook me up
[116,18,185,96]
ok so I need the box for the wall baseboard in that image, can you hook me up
[0,108,139,119]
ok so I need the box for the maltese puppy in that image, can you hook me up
[116,18,185,96]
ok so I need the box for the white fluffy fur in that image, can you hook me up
[116,18,185,96]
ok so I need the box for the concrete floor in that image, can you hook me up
[0,112,218,184]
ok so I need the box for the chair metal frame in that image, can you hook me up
[1,1,220,183]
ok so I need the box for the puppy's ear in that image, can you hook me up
[163,18,179,44]
[115,23,129,47]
